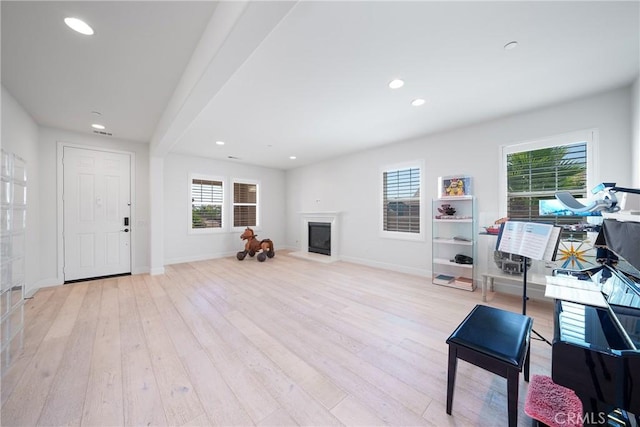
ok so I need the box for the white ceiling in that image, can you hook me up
[3,1,639,170]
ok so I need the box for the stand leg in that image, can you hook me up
[446,345,458,415]
[522,257,528,316]
[531,329,552,346]
[482,276,487,302]
[522,257,552,347]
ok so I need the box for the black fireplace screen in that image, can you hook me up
[308,222,331,255]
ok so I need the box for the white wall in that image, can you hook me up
[6,81,637,295]
[285,86,634,283]
[1,86,41,296]
[38,127,151,286]
[163,153,286,264]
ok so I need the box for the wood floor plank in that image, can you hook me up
[256,407,298,427]
[1,251,556,427]
[161,267,281,424]
[37,281,102,426]
[222,289,432,426]
[330,395,388,426]
[134,275,205,426]
[187,260,431,424]
[179,348,254,426]
[81,279,124,426]
[1,337,70,426]
[220,273,438,418]
[146,273,254,426]
[1,286,63,406]
[171,269,342,425]
[119,275,167,426]
[43,283,90,341]
[225,309,347,410]
[221,284,432,417]
[1,284,88,426]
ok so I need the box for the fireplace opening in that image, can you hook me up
[308,222,331,255]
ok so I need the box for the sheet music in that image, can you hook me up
[544,276,608,307]
[545,275,599,291]
[497,221,560,261]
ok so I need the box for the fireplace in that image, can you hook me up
[308,222,331,255]
[290,211,340,263]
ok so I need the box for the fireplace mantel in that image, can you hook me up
[290,212,340,263]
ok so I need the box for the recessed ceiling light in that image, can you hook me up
[215,140,225,146]
[64,17,94,36]
[91,123,105,130]
[289,156,297,160]
[504,41,519,51]
[388,79,405,89]
[411,98,426,107]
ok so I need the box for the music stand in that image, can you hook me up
[496,221,562,346]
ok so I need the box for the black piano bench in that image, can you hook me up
[524,375,583,427]
[446,304,533,427]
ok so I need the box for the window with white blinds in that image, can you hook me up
[382,166,421,234]
[506,140,588,232]
[233,181,258,228]
[191,177,223,230]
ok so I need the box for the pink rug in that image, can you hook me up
[524,375,583,427]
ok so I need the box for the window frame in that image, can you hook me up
[498,129,598,219]
[232,178,260,231]
[379,160,425,241]
[188,173,226,234]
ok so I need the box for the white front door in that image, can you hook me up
[63,147,131,281]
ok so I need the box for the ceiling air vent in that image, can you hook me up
[93,130,113,136]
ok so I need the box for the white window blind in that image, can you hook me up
[192,178,223,229]
[383,167,421,233]
[233,182,258,227]
[506,141,587,229]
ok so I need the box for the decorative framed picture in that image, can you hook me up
[439,175,472,198]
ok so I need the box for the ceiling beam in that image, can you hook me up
[150,0,297,157]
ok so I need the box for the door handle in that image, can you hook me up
[122,228,129,232]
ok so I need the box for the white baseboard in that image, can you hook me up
[132,266,150,275]
[27,277,64,297]
[339,254,430,277]
[149,267,165,276]
[288,251,338,263]
[164,251,237,267]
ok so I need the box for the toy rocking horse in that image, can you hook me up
[237,227,275,262]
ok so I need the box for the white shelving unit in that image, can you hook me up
[1,150,26,373]
[432,196,476,291]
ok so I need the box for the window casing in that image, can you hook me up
[500,130,596,238]
[381,162,424,240]
[233,180,259,228]
[190,175,224,232]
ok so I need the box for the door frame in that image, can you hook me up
[56,142,137,283]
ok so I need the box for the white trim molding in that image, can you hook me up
[56,142,137,283]
[379,160,426,242]
[498,128,598,217]
[290,211,341,263]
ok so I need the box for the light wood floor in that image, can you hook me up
[1,251,555,426]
